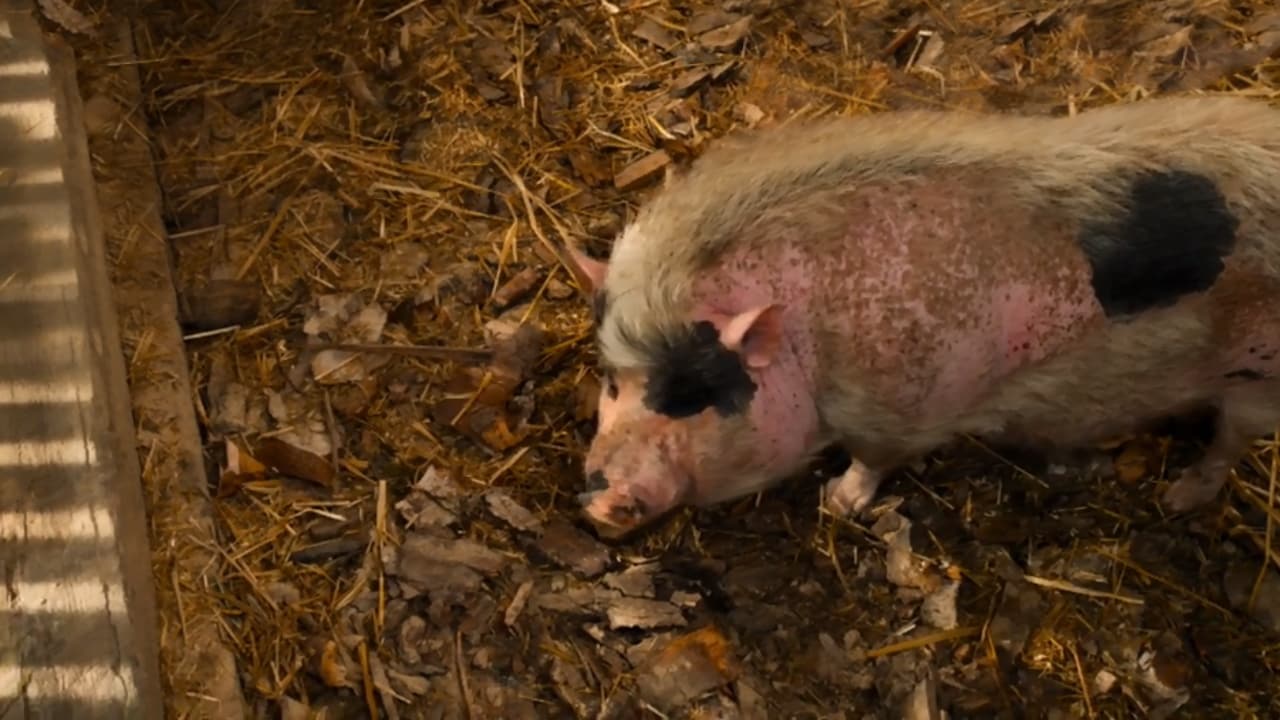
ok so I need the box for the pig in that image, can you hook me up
[567,95,1280,539]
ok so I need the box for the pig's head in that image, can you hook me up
[566,244,808,539]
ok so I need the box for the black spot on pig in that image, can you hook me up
[644,320,757,418]
[586,470,608,492]
[1224,369,1265,381]
[1079,170,1239,317]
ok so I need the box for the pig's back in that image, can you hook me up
[618,95,1280,282]
[596,97,1280,420]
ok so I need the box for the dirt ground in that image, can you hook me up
[54,0,1280,717]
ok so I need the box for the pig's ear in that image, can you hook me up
[565,244,608,295]
[719,304,783,369]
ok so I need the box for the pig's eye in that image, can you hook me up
[604,372,619,399]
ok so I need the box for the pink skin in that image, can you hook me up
[798,183,1104,514]
[565,181,1108,534]
[568,246,825,538]
[565,161,1280,530]
[812,182,1104,428]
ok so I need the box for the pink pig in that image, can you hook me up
[569,96,1280,539]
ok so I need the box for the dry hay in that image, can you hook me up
[59,0,1280,717]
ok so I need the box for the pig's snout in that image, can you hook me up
[576,463,690,539]
[577,469,648,520]
[578,482,656,539]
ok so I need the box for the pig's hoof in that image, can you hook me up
[821,461,882,517]
[1161,467,1226,513]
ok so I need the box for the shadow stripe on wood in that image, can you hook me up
[0,39,48,68]
[0,539,119,585]
[0,135,62,170]
[0,70,49,102]
[0,610,129,666]
[0,505,116,540]
[0,698,134,720]
[0,350,90,382]
[0,201,75,242]
[0,465,114,513]
[0,295,83,340]
[0,180,66,206]
[0,399,87,442]
[0,322,91,357]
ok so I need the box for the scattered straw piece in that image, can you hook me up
[1248,430,1279,614]
[1069,642,1095,719]
[865,626,979,659]
[1022,575,1144,606]
[358,640,379,720]
[1100,551,1233,617]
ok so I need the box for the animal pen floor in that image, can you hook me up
[39,0,1280,718]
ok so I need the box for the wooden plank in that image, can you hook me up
[0,70,52,101]
[0,1,163,718]
[74,13,251,720]
[43,22,165,720]
[0,466,119,513]
[0,131,64,170]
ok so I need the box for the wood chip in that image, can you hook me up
[633,18,679,51]
[699,15,752,50]
[177,278,262,331]
[315,639,352,688]
[996,14,1035,43]
[1247,11,1280,35]
[484,489,544,534]
[1136,25,1194,62]
[634,626,738,712]
[902,671,942,720]
[882,19,923,57]
[504,580,535,626]
[573,375,600,422]
[614,150,672,191]
[537,519,612,577]
[402,534,507,575]
[254,436,337,489]
[491,267,542,310]
[602,564,657,597]
[801,30,831,49]
[279,697,312,720]
[340,55,385,109]
[606,597,687,630]
[733,102,766,126]
[687,10,741,36]
[670,68,712,97]
[37,0,95,35]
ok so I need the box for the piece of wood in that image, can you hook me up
[71,12,251,720]
[0,1,163,717]
[613,149,672,192]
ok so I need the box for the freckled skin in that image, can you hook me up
[583,172,1119,532]
[813,174,1103,428]
[577,97,1280,534]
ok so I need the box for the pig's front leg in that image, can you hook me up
[1163,388,1280,512]
[821,457,886,516]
